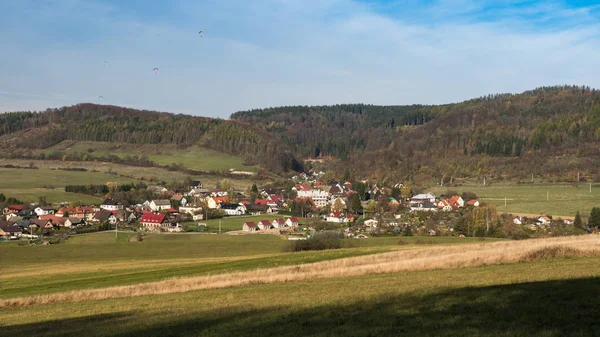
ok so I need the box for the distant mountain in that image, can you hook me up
[2,85,600,184]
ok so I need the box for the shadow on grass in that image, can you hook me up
[4,277,600,337]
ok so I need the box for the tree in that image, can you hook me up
[38,196,47,207]
[251,184,258,194]
[219,179,231,192]
[332,198,345,212]
[343,168,351,182]
[348,193,362,213]
[588,207,600,228]
[574,210,583,228]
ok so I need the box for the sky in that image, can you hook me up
[1,0,599,118]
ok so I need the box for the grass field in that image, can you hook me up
[40,140,258,172]
[430,183,600,218]
[197,214,291,232]
[0,159,255,196]
[0,167,138,203]
[1,234,600,336]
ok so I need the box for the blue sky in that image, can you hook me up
[1,0,599,118]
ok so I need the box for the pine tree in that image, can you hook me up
[588,207,600,228]
[574,210,583,228]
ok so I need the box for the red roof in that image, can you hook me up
[268,194,284,203]
[467,199,479,205]
[288,217,299,223]
[294,184,311,191]
[254,199,268,205]
[7,205,24,211]
[328,211,342,218]
[166,208,179,213]
[313,182,324,187]
[244,221,257,227]
[258,220,272,226]
[213,196,229,204]
[272,218,285,225]
[140,212,167,224]
[449,195,461,205]
[240,200,250,205]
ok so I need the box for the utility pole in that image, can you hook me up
[532,173,534,183]
[590,183,593,194]
[219,219,221,234]
[115,221,118,239]
[547,191,549,201]
[504,196,507,207]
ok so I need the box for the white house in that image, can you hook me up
[34,206,55,216]
[257,220,272,230]
[537,216,551,225]
[271,218,286,228]
[100,199,122,211]
[437,200,453,212]
[150,200,171,212]
[285,217,299,228]
[220,203,246,216]
[513,216,524,225]
[243,221,257,232]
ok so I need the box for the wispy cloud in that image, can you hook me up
[0,0,599,117]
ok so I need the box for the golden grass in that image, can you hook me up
[3,235,599,308]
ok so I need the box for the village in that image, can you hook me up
[0,171,576,242]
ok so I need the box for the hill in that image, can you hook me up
[231,85,600,185]
[2,85,600,184]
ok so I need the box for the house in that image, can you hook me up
[513,216,524,225]
[150,200,172,212]
[188,188,210,197]
[257,220,272,230]
[563,219,574,225]
[246,204,273,215]
[410,202,438,212]
[411,193,436,204]
[39,215,68,226]
[537,216,551,225]
[206,196,228,209]
[448,195,465,208]
[0,221,22,239]
[242,221,257,232]
[101,199,122,211]
[220,203,246,216]
[56,206,94,219]
[5,205,24,214]
[34,206,55,216]
[285,217,299,228]
[388,197,400,206]
[211,188,228,197]
[467,200,480,207]
[271,218,286,228]
[64,217,85,227]
[437,200,453,212]
[326,212,348,223]
[91,211,118,225]
[171,194,188,207]
[139,212,168,232]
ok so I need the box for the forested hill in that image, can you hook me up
[2,85,600,183]
[231,85,600,184]
[0,104,303,173]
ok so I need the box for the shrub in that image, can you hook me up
[284,230,344,252]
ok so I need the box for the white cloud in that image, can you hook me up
[0,0,599,117]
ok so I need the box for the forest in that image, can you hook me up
[2,85,600,184]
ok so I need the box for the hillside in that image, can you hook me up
[2,85,600,184]
[0,104,302,174]
[231,85,600,184]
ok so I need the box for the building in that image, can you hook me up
[410,202,438,212]
[220,203,246,216]
[410,193,436,204]
[64,217,85,227]
[91,210,118,224]
[271,218,286,228]
[0,221,22,239]
[34,206,55,216]
[150,200,172,212]
[285,217,299,228]
[293,184,329,208]
[139,213,168,232]
[326,212,348,223]
[257,220,272,230]
[242,221,257,232]
[100,199,122,211]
